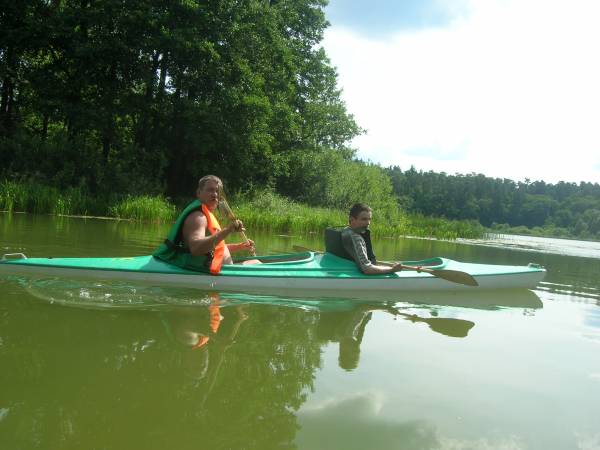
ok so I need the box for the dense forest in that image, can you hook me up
[387,167,600,240]
[1,0,599,239]
[1,1,365,196]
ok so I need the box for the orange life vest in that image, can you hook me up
[201,204,225,274]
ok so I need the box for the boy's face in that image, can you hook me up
[349,210,372,233]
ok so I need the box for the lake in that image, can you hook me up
[1,213,599,450]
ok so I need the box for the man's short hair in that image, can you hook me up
[197,175,223,193]
[349,203,372,218]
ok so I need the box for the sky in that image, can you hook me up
[321,0,600,184]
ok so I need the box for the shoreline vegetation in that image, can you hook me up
[0,180,483,240]
[3,179,598,242]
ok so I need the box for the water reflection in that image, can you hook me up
[0,285,483,449]
[585,307,600,329]
[297,390,528,450]
[0,212,166,258]
[317,303,475,371]
[396,311,474,338]
[297,392,439,450]
[9,272,544,312]
[163,293,250,394]
[0,295,321,448]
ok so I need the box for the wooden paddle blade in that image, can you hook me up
[430,269,479,286]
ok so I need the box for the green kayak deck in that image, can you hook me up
[0,251,546,293]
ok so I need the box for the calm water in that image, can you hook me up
[1,214,599,450]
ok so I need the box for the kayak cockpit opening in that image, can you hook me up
[399,257,446,269]
[233,251,314,265]
[2,253,28,261]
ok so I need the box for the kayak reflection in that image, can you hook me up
[10,273,542,311]
[161,292,477,386]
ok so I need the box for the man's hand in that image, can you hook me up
[239,239,255,253]
[391,262,404,272]
[228,239,255,254]
[226,219,246,233]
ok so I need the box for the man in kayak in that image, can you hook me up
[153,175,259,273]
[341,203,404,274]
[181,175,257,266]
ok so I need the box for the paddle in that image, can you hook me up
[395,264,478,286]
[292,245,478,287]
[217,189,256,257]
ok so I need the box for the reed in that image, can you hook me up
[229,191,485,239]
[109,195,176,222]
[1,179,484,237]
[404,214,485,240]
[0,179,94,215]
[232,191,348,234]
[0,179,26,212]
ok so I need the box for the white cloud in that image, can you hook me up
[323,0,600,183]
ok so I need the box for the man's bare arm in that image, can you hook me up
[182,212,239,256]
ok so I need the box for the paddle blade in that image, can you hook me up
[431,269,479,287]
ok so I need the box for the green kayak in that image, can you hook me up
[0,250,546,295]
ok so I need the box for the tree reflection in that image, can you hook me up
[153,294,323,450]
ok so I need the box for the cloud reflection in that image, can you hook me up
[297,391,438,450]
[297,391,526,450]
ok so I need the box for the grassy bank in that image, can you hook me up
[0,179,484,239]
[0,180,176,222]
[233,190,484,239]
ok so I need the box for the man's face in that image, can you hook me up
[198,180,220,211]
[349,210,372,233]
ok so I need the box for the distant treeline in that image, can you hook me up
[387,167,600,240]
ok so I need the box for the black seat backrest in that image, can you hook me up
[324,227,353,261]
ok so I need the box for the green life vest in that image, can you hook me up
[152,199,211,272]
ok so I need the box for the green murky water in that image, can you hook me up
[1,213,599,450]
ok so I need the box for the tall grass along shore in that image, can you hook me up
[1,180,484,239]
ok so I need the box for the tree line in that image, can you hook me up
[387,167,600,239]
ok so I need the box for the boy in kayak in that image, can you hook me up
[182,175,257,267]
[342,203,404,274]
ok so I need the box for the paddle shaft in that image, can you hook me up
[218,196,256,256]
